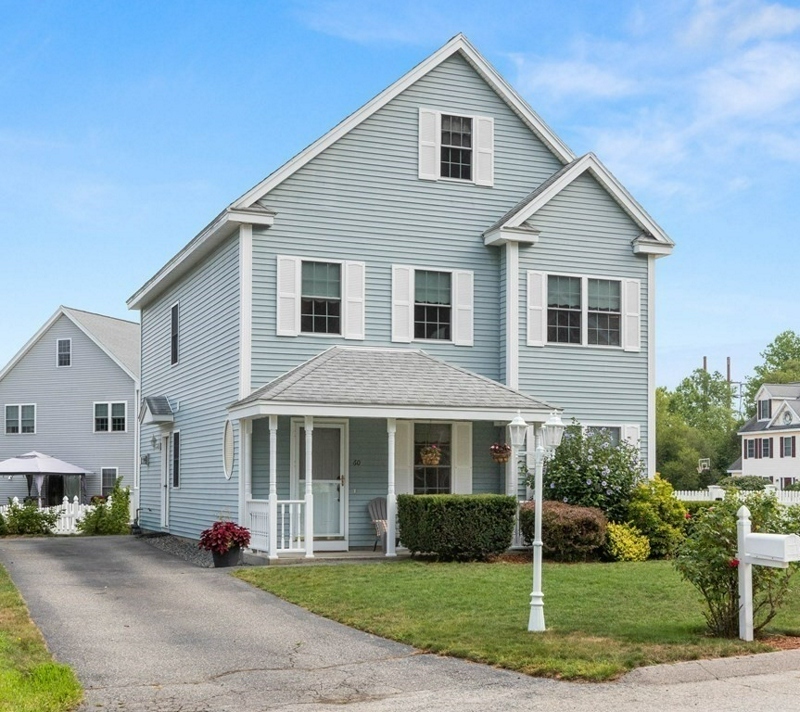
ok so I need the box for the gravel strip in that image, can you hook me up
[138,533,214,567]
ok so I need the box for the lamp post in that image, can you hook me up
[508,410,565,632]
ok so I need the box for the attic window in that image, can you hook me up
[758,399,772,420]
[440,115,472,180]
[57,339,71,367]
[418,109,494,186]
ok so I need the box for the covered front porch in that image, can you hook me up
[229,347,556,560]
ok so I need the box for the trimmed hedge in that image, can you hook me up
[519,500,607,562]
[397,494,517,561]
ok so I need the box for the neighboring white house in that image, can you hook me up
[127,34,674,556]
[737,383,800,489]
[0,307,140,508]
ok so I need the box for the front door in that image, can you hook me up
[293,421,348,550]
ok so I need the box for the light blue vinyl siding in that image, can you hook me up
[517,172,650,454]
[250,54,562,389]
[138,235,241,536]
[0,315,136,501]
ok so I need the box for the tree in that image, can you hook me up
[671,368,735,435]
[656,388,711,490]
[744,331,800,415]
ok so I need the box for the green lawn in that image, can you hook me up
[236,559,800,681]
[0,565,82,712]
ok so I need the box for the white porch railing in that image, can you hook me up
[0,496,98,535]
[245,498,307,555]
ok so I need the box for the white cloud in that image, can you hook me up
[510,57,637,101]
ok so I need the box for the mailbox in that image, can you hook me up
[744,532,800,568]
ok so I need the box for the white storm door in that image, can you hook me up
[296,423,347,542]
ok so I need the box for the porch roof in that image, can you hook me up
[229,346,558,422]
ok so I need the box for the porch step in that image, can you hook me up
[242,549,411,567]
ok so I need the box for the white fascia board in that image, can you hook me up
[228,401,552,423]
[502,153,674,249]
[633,240,674,257]
[0,307,64,382]
[232,34,574,210]
[126,208,274,311]
[483,227,540,247]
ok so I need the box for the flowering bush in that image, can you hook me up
[531,423,644,522]
[605,522,650,562]
[626,475,687,558]
[198,520,251,554]
[489,442,512,456]
[674,491,797,637]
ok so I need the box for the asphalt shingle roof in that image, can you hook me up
[234,347,555,412]
[143,396,174,416]
[63,307,140,378]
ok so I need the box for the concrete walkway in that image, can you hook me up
[1,536,799,712]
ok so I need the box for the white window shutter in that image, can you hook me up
[527,271,546,347]
[395,421,413,495]
[623,279,641,352]
[392,265,413,343]
[452,270,474,346]
[418,109,439,181]
[452,422,473,494]
[474,116,494,187]
[343,261,366,340]
[623,424,640,447]
[276,255,300,337]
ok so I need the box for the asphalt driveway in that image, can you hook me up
[1,536,800,712]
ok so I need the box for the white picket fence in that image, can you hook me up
[0,496,105,535]
[674,488,800,506]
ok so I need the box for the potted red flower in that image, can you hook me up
[198,520,251,567]
[490,442,512,464]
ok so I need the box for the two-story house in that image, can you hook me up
[0,306,140,506]
[737,383,800,489]
[127,35,673,558]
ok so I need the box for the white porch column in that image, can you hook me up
[386,418,397,557]
[304,415,314,559]
[237,419,252,528]
[268,415,278,561]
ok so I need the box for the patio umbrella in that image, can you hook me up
[0,452,92,507]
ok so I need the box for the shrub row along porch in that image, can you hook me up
[227,347,555,559]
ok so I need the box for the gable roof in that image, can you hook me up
[760,383,800,400]
[229,346,557,421]
[483,153,674,253]
[127,34,576,310]
[0,307,140,383]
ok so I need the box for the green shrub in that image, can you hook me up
[605,522,650,562]
[77,478,131,536]
[397,494,517,561]
[683,500,715,533]
[0,512,6,536]
[626,476,686,558]
[715,475,768,491]
[675,491,797,637]
[533,423,645,522]
[3,501,57,535]
[518,500,607,561]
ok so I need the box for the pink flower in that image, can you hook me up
[684,512,691,519]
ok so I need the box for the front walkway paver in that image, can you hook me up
[1,536,799,712]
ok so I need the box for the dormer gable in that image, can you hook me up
[769,401,800,429]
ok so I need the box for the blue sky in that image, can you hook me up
[1,0,799,388]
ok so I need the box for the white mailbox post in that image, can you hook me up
[737,505,800,641]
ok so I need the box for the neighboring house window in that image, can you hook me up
[391,266,473,346]
[170,304,179,365]
[440,115,472,180]
[757,399,772,420]
[94,402,126,432]
[586,426,621,447]
[57,338,71,367]
[528,272,640,352]
[762,438,773,459]
[301,261,341,335]
[5,404,35,434]
[172,432,181,488]
[781,436,796,458]
[414,423,451,494]
[101,467,117,497]
[745,439,756,459]
[415,270,451,340]
[418,109,494,186]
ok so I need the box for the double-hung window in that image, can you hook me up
[413,423,451,494]
[418,109,494,186]
[782,436,796,458]
[172,432,181,488]
[94,402,126,432]
[757,399,772,420]
[440,115,472,181]
[414,270,451,340]
[101,467,117,497]
[5,404,35,434]
[57,338,71,367]
[762,438,773,458]
[528,272,638,350]
[586,425,621,447]
[170,304,179,365]
[301,261,341,335]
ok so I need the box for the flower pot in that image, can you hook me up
[211,546,241,568]
[421,453,441,466]
[492,454,509,464]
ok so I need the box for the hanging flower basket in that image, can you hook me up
[419,444,442,466]
[490,442,512,464]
